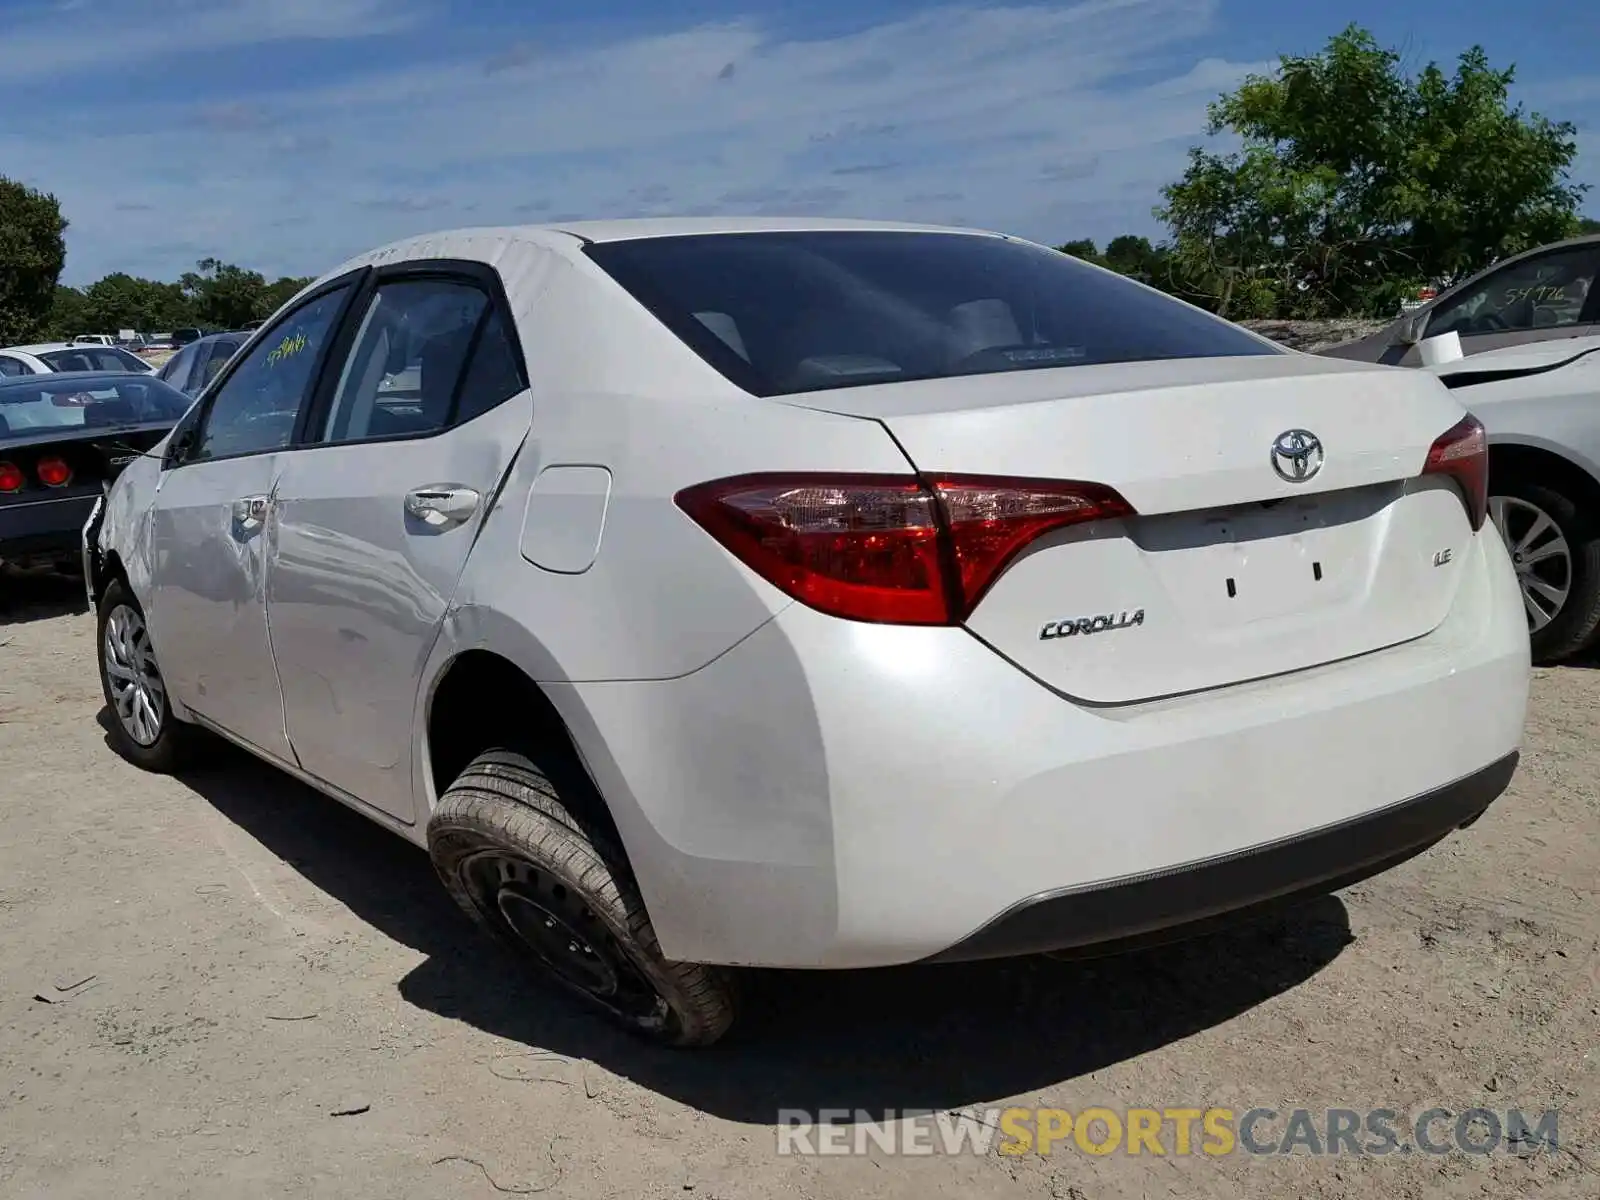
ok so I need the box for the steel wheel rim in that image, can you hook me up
[103,603,166,746]
[462,851,669,1028]
[1489,495,1572,633]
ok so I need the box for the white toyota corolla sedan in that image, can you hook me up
[84,219,1530,1046]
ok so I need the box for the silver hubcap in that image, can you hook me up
[103,604,166,746]
[1489,495,1572,633]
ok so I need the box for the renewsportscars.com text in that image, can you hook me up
[775,1106,1561,1158]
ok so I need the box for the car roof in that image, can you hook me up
[540,216,1002,243]
[0,343,75,355]
[301,217,1017,304]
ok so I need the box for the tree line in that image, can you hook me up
[1056,26,1591,318]
[0,24,1591,345]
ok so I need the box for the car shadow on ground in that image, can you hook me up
[0,565,88,626]
[111,719,1354,1123]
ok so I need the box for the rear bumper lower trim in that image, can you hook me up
[920,751,1519,964]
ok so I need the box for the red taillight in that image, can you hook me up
[35,456,73,488]
[675,472,1134,625]
[1421,414,1487,531]
[0,462,23,493]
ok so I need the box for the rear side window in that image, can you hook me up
[40,347,143,373]
[453,308,526,425]
[585,231,1279,396]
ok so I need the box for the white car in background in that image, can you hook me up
[1421,335,1600,662]
[0,342,156,378]
[85,219,1529,1046]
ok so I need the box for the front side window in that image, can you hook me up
[188,285,350,462]
[318,279,489,443]
[1426,247,1600,339]
[585,231,1280,397]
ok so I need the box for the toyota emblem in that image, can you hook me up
[1270,429,1324,483]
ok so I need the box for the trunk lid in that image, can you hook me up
[789,354,1474,703]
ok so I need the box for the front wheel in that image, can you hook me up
[96,577,201,772]
[1488,480,1600,664]
[428,750,737,1047]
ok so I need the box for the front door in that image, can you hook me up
[147,454,289,759]
[144,281,358,761]
[266,269,531,823]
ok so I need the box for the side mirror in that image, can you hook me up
[164,417,198,468]
[1395,312,1426,346]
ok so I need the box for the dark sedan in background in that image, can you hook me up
[0,373,193,572]
[155,330,249,398]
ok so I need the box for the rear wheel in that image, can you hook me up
[1488,479,1600,664]
[95,577,202,772]
[427,750,737,1047]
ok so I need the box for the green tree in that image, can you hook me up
[1055,238,1104,265]
[44,285,88,340]
[259,275,315,320]
[1580,216,1600,235]
[180,257,268,329]
[0,176,69,344]
[78,273,195,334]
[1157,25,1587,318]
[1101,235,1169,286]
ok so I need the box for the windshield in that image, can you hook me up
[0,376,193,441]
[39,346,149,373]
[585,231,1279,396]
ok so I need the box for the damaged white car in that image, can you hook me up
[85,220,1529,1046]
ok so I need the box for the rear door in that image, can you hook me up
[266,262,532,823]
[1407,243,1600,364]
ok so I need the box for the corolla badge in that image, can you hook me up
[1040,609,1145,640]
[1270,429,1324,483]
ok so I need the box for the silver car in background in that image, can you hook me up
[1324,235,1600,366]
[1421,335,1600,662]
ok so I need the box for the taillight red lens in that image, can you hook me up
[931,475,1135,611]
[675,472,1134,625]
[35,456,72,487]
[0,462,23,492]
[1421,414,1487,531]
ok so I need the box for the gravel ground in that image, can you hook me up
[1,567,1597,1200]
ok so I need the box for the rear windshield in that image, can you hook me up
[0,377,192,441]
[39,347,148,373]
[584,231,1279,396]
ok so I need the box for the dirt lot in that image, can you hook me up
[2,568,1597,1200]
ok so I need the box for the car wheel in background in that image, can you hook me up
[95,577,202,772]
[427,749,737,1048]
[1488,479,1600,664]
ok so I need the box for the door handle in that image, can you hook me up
[230,494,270,539]
[405,485,480,528]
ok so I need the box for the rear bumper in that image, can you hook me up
[0,492,98,562]
[923,751,1517,963]
[559,524,1530,969]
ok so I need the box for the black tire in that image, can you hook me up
[95,577,201,773]
[428,749,737,1048]
[1489,478,1600,664]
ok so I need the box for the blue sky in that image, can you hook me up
[2,0,1594,285]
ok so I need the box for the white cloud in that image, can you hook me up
[5,0,1269,283]
[0,0,426,82]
